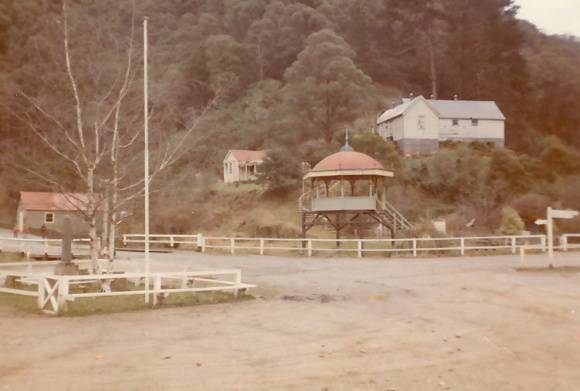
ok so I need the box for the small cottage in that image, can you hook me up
[16,192,90,236]
[223,150,267,184]
[376,96,506,154]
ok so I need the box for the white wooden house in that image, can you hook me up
[376,96,505,154]
[223,150,267,184]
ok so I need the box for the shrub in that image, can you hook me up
[498,206,525,235]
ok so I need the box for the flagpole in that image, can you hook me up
[143,17,150,304]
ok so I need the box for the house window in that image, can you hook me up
[44,212,54,224]
[417,115,426,131]
[471,119,479,126]
[452,119,459,126]
[228,163,232,174]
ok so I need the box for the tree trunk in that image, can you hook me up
[427,34,438,99]
[87,167,100,273]
[89,216,99,273]
[101,188,110,259]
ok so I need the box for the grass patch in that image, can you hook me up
[60,290,252,316]
[515,266,580,274]
[0,292,38,312]
[0,251,26,263]
[0,289,252,316]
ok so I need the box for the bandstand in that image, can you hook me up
[300,134,411,240]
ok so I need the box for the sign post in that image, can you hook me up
[538,207,579,259]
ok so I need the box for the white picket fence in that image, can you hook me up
[0,260,254,315]
[122,233,550,258]
[0,236,91,256]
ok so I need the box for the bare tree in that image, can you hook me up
[7,1,217,272]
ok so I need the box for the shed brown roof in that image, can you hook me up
[19,192,90,212]
[228,150,267,162]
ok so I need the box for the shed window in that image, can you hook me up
[452,119,459,126]
[471,119,479,126]
[44,212,54,224]
[417,115,426,131]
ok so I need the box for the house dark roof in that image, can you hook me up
[377,96,505,123]
[227,150,267,162]
[19,192,90,212]
[428,99,505,120]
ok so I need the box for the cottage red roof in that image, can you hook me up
[228,150,267,162]
[19,192,90,211]
[312,151,385,171]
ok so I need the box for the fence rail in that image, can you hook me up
[0,261,253,315]
[561,234,580,251]
[122,233,550,258]
[0,236,90,256]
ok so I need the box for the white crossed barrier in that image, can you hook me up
[0,260,254,315]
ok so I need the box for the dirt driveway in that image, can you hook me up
[1,251,580,390]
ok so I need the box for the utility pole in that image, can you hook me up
[143,17,150,303]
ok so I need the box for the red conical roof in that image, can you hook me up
[312,151,384,171]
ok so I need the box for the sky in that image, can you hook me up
[515,0,580,37]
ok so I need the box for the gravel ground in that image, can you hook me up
[1,250,580,390]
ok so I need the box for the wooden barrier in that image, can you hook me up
[0,262,254,315]
[122,233,550,258]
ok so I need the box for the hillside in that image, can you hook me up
[0,0,579,235]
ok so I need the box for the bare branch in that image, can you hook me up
[62,0,86,151]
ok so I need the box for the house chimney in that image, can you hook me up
[453,94,459,101]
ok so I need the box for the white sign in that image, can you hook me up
[535,219,547,225]
[551,209,579,219]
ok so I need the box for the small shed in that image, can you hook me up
[223,150,267,184]
[16,192,90,235]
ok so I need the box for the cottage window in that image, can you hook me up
[229,163,233,174]
[452,119,459,126]
[471,119,479,126]
[44,212,54,224]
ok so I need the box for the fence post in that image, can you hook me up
[123,235,127,246]
[170,236,174,248]
[412,239,417,257]
[230,238,235,255]
[307,240,312,257]
[37,277,45,310]
[511,237,516,254]
[260,239,265,255]
[519,246,526,266]
[561,235,568,252]
[196,233,203,251]
[460,238,465,256]
[153,275,161,305]
[357,240,362,258]
[234,270,242,297]
[540,235,547,252]
[57,277,69,313]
